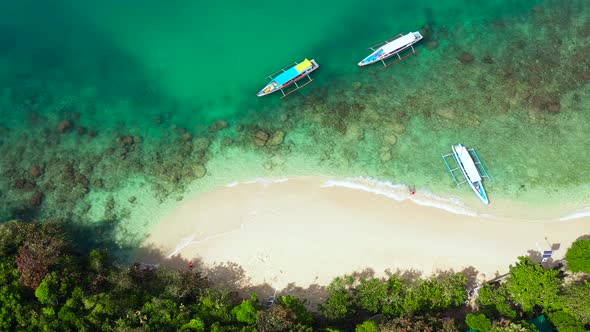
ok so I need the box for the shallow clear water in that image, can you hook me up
[1,0,589,243]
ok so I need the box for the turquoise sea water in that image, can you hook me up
[1,0,589,245]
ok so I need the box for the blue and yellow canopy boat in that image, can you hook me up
[257,58,319,98]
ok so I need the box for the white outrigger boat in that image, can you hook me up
[358,31,423,67]
[442,144,491,205]
[257,58,319,98]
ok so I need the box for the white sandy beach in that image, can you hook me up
[139,177,590,290]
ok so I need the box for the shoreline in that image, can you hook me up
[138,176,590,291]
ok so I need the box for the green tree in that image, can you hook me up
[232,298,257,325]
[178,269,209,303]
[88,249,109,273]
[505,257,561,312]
[564,239,590,273]
[357,278,389,313]
[559,280,590,324]
[139,297,188,330]
[35,271,72,306]
[466,313,492,331]
[477,284,517,319]
[192,289,235,325]
[381,276,406,317]
[319,276,356,319]
[0,257,29,330]
[35,306,61,331]
[355,320,378,332]
[86,249,112,293]
[402,273,466,313]
[210,321,252,331]
[57,287,85,330]
[547,310,586,332]
[180,318,206,331]
[438,273,468,306]
[83,292,119,328]
[489,322,536,332]
[279,295,313,326]
[401,281,426,313]
[0,221,33,256]
[291,323,313,332]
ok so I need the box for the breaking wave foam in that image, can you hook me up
[219,176,590,220]
[167,234,196,258]
[322,177,478,217]
[559,208,590,221]
[226,178,289,188]
[167,224,246,258]
[223,176,478,217]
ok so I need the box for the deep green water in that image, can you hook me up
[1,0,590,241]
[1,0,542,124]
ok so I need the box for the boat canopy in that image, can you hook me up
[382,33,417,54]
[295,59,312,72]
[456,145,482,182]
[273,59,312,86]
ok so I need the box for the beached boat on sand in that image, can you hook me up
[442,144,491,205]
[257,59,319,98]
[358,31,423,67]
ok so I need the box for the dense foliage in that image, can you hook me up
[378,314,459,331]
[564,238,590,273]
[0,220,588,331]
[319,273,467,321]
[466,313,492,331]
[473,255,589,331]
[504,257,561,312]
[558,280,590,324]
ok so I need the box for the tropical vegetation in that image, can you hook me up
[0,220,588,331]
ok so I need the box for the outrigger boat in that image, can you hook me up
[257,58,319,98]
[358,31,423,67]
[442,144,491,205]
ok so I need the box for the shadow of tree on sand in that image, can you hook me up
[133,243,331,310]
[61,218,589,313]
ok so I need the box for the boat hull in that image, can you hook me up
[257,60,319,97]
[467,180,489,205]
[451,144,489,205]
[358,49,385,67]
[358,31,423,67]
